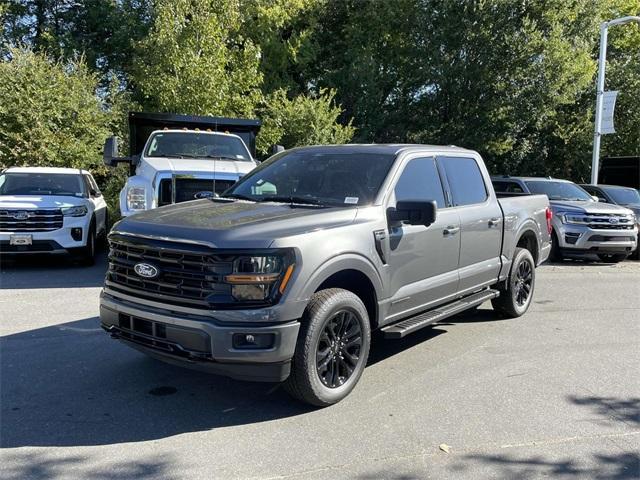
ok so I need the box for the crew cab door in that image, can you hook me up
[384,156,461,321]
[438,156,503,293]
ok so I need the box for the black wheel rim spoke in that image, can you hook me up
[514,259,533,306]
[316,310,363,389]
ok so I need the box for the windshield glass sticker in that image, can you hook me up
[344,197,359,204]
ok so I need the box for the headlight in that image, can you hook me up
[224,254,295,302]
[61,205,88,217]
[127,186,147,211]
[559,212,589,225]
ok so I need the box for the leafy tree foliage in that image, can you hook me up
[258,89,354,154]
[0,47,110,172]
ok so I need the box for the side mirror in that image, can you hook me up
[388,200,437,227]
[270,144,285,155]
[590,195,600,202]
[103,136,119,167]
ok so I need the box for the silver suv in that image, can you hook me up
[492,177,638,262]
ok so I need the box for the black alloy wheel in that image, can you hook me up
[316,310,363,388]
[513,259,533,306]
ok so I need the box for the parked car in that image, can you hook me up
[100,145,551,406]
[492,176,637,263]
[0,167,108,264]
[103,112,262,217]
[580,184,640,259]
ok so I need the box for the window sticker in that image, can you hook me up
[344,197,359,204]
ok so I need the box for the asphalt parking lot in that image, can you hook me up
[1,254,639,479]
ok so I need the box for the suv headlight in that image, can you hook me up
[127,186,147,211]
[61,205,88,217]
[559,212,588,225]
[224,253,295,302]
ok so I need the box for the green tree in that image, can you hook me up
[0,47,110,172]
[133,0,263,117]
[258,89,354,154]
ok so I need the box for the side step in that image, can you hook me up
[381,289,500,339]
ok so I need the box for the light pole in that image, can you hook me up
[591,16,640,185]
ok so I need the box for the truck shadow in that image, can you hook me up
[0,251,108,289]
[0,316,312,448]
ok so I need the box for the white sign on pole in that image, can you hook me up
[601,90,618,135]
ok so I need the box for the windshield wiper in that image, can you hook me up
[220,193,256,202]
[202,155,242,161]
[260,195,326,207]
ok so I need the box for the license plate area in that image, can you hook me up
[10,234,33,246]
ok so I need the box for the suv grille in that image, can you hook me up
[107,235,234,308]
[158,178,237,206]
[585,213,635,230]
[0,209,63,232]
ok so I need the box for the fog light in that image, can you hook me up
[71,228,83,241]
[232,333,275,350]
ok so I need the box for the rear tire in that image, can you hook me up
[597,253,628,263]
[492,247,536,318]
[284,288,371,407]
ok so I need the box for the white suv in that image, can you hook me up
[0,167,108,264]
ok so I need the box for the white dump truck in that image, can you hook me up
[103,112,267,216]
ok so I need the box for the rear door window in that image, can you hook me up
[394,157,446,208]
[439,157,488,206]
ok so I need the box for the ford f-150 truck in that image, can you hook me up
[103,112,262,216]
[100,145,551,406]
[492,176,637,263]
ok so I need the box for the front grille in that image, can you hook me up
[585,213,635,230]
[110,312,211,357]
[107,236,234,308]
[158,178,237,206]
[0,209,63,232]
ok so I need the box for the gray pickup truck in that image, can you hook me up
[101,145,551,406]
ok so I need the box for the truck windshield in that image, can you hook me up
[225,151,396,206]
[0,173,84,197]
[604,187,640,205]
[145,132,252,161]
[525,181,592,201]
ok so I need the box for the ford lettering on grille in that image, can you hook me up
[11,211,31,220]
[134,263,160,279]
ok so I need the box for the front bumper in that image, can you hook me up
[100,291,300,382]
[0,216,91,253]
[557,224,638,255]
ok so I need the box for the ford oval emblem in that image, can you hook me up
[134,262,160,279]
[12,211,31,220]
[194,191,214,199]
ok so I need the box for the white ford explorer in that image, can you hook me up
[0,167,108,264]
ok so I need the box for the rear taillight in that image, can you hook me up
[545,207,553,234]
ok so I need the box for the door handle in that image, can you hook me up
[443,226,460,236]
[488,218,501,227]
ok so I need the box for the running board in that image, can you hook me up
[381,289,500,339]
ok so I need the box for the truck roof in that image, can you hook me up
[287,144,479,156]
[3,166,89,175]
[491,176,573,183]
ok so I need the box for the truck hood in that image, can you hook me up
[142,156,256,176]
[0,195,85,209]
[113,200,358,248]
[550,200,633,215]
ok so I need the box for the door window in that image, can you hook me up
[440,157,487,206]
[84,174,102,197]
[394,157,446,208]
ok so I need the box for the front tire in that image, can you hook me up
[76,223,96,266]
[549,230,562,262]
[492,247,536,318]
[284,288,371,407]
